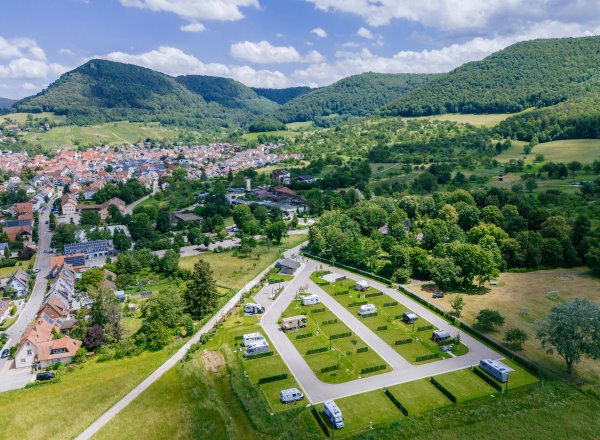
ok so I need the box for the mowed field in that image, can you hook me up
[408,113,518,127]
[0,112,66,124]
[495,139,600,164]
[20,121,189,149]
[411,267,600,385]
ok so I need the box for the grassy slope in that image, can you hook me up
[1,112,67,124]
[408,113,517,127]
[495,139,600,164]
[180,235,307,290]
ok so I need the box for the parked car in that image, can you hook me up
[432,293,444,298]
[44,220,49,224]
[0,349,9,359]
[36,371,55,381]
[34,268,40,273]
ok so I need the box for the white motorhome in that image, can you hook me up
[301,294,320,306]
[323,400,344,429]
[480,359,510,382]
[243,340,270,357]
[358,304,377,316]
[402,312,418,324]
[242,332,266,347]
[282,315,308,331]
[244,303,264,315]
[280,388,304,404]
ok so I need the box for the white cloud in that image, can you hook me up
[58,48,75,56]
[230,40,324,64]
[306,0,600,33]
[102,46,292,88]
[21,82,39,91]
[120,0,259,22]
[0,37,68,80]
[311,27,328,38]
[357,27,373,39]
[180,22,206,32]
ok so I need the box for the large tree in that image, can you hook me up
[536,299,600,374]
[184,259,219,319]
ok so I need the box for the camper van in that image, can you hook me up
[354,280,369,291]
[358,304,377,316]
[402,312,419,324]
[323,400,344,429]
[282,315,308,331]
[243,340,270,357]
[432,329,451,342]
[244,303,264,315]
[280,388,304,404]
[480,359,510,382]
[242,332,266,347]
[301,294,320,306]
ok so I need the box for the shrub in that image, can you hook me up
[321,319,338,325]
[306,347,328,355]
[384,389,409,416]
[394,338,412,345]
[472,367,503,392]
[244,351,273,360]
[356,347,369,353]
[364,291,384,298]
[296,332,313,339]
[430,377,457,403]
[348,301,368,307]
[320,364,339,373]
[417,325,434,332]
[504,327,528,349]
[383,302,398,307]
[330,332,352,340]
[258,373,288,384]
[475,309,505,330]
[416,353,439,362]
[376,325,388,331]
[360,364,387,374]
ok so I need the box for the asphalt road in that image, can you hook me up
[259,257,500,404]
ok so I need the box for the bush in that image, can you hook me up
[348,301,368,307]
[504,327,528,349]
[417,325,434,332]
[384,389,409,416]
[364,291,384,298]
[296,332,313,339]
[360,312,378,318]
[475,309,505,331]
[472,367,503,392]
[258,373,288,384]
[244,351,273,360]
[306,347,328,355]
[321,319,338,325]
[312,406,330,437]
[394,338,412,345]
[310,308,325,313]
[383,302,398,307]
[0,259,17,268]
[416,353,439,362]
[320,364,339,373]
[360,364,387,374]
[430,377,457,403]
[356,346,369,353]
[376,325,388,331]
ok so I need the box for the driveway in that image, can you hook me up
[260,257,501,403]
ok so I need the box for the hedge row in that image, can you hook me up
[416,353,439,362]
[395,338,412,345]
[361,364,387,374]
[307,347,328,355]
[321,319,338,325]
[376,325,388,331]
[398,286,456,323]
[393,315,404,320]
[330,332,352,340]
[296,333,313,339]
[234,335,243,341]
[316,281,330,286]
[360,312,378,318]
[473,367,504,392]
[244,351,273,360]
[320,364,339,373]
[365,291,384,298]
[333,290,349,296]
[384,389,409,416]
[383,302,398,308]
[312,406,330,437]
[258,373,288,384]
[417,325,434,332]
[311,308,325,313]
[303,252,393,286]
[356,347,369,353]
[348,301,368,307]
[430,377,457,403]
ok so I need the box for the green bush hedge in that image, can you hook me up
[320,364,339,373]
[376,325,388,331]
[330,332,352,340]
[360,364,387,374]
[321,319,338,325]
[234,335,244,341]
[365,291,384,298]
[430,377,457,403]
[311,308,325,313]
[384,389,409,416]
[303,252,393,286]
[360,312,378,318]
[312,406,330,436]
[348,301,368,307]
[398,286,456,323]
[307,347,328,355]
[258,373,288,384]
[473,367,504,391]
[356,346,369,353]
[333,290,349,296]
[244,351,273,360]
[416,353,439,362]
[296,333,313,339]
[383,301,398,307]
[417,325,434,332]
[394,338,412,345]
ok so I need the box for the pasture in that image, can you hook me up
[495,138,600,164]
[408,113,518,127]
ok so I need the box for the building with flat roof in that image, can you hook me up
[64,240,115,259]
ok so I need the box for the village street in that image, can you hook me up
[259,257,500,403]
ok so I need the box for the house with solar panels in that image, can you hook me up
[64,240,116,259]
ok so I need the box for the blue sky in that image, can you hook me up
[1,0,600,98]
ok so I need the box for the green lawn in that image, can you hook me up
[495,138,600,164]
[282,300,389,383]
[320,390,403,435]
[408,113,519,127]
[432,369,499,402]
[1,112,66,124]
[180,235,307,290]
[0,342,183,439]
[388,379,452,415]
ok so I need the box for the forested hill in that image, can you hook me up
[0,97,16,109]
[252,86,313,105]
[383,36,600,117]
[14,59,230,127]
[176,75,278,115]
[273,72,437,123]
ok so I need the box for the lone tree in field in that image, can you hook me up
[504,327,528,350]
[475,309,505,331]
[535,299,600,374]
[184,260,219,320]
[450,295,465,317]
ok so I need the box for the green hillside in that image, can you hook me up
[15,59,229,127]
[274,72,436,123]
[383,36,600,117]
[176,75,278,115]
[252,86,313,104]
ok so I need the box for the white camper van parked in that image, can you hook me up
[242,332,265,347]
[432,329,451,342]
[301,294,320,306]
[323,400,344,429]
[480,359,510,382]
[244,303,264,315]
[402,312,418,324]
[358,304,377,316]
[280,388,304,404]
[243,340,270,357]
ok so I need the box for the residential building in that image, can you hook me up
[64,240,115,259]
[271,169,291,185]
[50,254,87,272]
[1,269,31,296]
[61,193,78,216]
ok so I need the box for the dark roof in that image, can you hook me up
[64,254,86,267]
[5,219,32,227]
[64,240,113,255]
[277,258,299,270]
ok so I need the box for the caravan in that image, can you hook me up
[244,303,264,315]
[282,315,308,331]
[323,400,344,429]
[358,304,377,316]
[242,332,266,346]
[402,312,419,324]
[480,359,510,382]
[301,294,320,306]
[243,340,270,357]
[432,329,451,342]
[280,388,304,404]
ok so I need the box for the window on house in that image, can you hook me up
[20,358,25,363]
[27,350,32,356]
